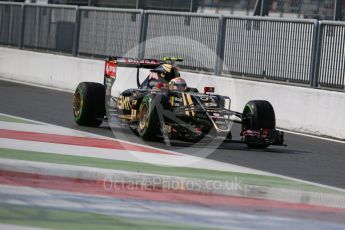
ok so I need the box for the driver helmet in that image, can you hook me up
[169,77,187,91]
[151,64,180,82]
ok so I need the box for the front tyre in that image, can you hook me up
[73,82,105,127]
[137,95,161,141]
[242,100,276,148]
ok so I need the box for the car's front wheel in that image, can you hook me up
[242,100,276,148]
[137,95,161,141]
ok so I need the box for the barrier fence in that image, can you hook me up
[143,11,220,71]
[0,2,344,90]
[77,7,142,58]
[22,4,77,53]
[0,2,22,47]
[222,16,316,84]
[317,21,345,89]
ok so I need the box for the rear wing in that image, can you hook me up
[103,56,183,89]
[104,57,162,80]
[109,57,182,67]
[104,56,183,79]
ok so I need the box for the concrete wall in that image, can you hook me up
[1,47,344,139]
[0,47,104,91]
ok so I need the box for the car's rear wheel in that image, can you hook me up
[137,96,161,140]
[73,82,105,127]
[242,100,276,148]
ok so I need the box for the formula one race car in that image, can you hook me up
[72,57,284,148]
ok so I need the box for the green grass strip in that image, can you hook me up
[0,148,343,195]
[0,204,211,230]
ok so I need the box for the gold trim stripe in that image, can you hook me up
[181,93,190,116]
[185,93,195,117]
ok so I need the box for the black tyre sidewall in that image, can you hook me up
[242,100,275,130]
[242,100,276,149]
[137,95,161,140]
[73,82,105,127]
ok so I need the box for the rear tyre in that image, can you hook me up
[73,82,105,127]
[242,100,276,148]
[137,95,161,141]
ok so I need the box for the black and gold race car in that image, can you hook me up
[73,57,284,148]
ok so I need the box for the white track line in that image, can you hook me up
[278,128,345,144]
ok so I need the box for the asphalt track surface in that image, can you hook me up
[1,79,345,188]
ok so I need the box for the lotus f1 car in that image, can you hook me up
[73,57,284,148]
